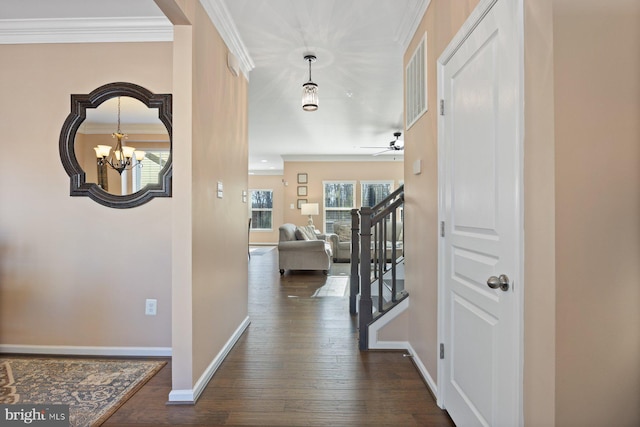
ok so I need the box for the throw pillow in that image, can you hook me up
[338,226,351,242]
[295,226,318,241]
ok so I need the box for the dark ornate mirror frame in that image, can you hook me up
[59,82,172,209]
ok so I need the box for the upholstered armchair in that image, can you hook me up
[277,224,332,275]
[328,222,352,262]
[328,221,403,263]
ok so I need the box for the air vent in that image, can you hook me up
[406,33,428,129]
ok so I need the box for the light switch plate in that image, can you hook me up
[413,159,422,175]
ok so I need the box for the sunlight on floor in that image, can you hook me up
[311,276,349,297]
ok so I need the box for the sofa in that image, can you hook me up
[328,221,403,263]
[277,223,332,275]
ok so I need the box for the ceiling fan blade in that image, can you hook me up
[372,149,392,156]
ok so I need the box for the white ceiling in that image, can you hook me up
[1,0,426,172]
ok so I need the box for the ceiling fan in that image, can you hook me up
[361,132,404,156]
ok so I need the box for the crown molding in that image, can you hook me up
[395,0,432,51]
[0,16,173,45]
[281,154,404,163]
[199,0,254,80]
[248,170,284,176]
[78,122,169,135]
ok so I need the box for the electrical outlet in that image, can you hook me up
[145,299,157,316]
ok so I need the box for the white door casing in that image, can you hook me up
[437,0,524,426]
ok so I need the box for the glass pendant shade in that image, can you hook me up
[302,82,318,111]
[122,146,136,159]
[94,145,112,158]
[302,54,318,111]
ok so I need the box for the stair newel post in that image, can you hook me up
[358,206,373,350]
[378,219,385,313]
[391,208,397,302]
[349,208,360,315]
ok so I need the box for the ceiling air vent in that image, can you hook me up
[406,33,428,129]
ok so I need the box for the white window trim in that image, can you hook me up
[360,180,395,207]
[322,180,356,233]
[132,148,170,193]
[249,189,274,231]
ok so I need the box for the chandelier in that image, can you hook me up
[94,97,145,175]
[302,54,318,111]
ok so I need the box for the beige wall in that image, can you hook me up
[523,0,557,425]
[402,0,480,389]
[0,42,173,347]
[282,161,404,233]
[191,0,249,383]
[248,161,403,244]
[553,0,640,425]
[166,0,249,391]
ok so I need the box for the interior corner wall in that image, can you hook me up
[168,0,249,397]
[523,0,557,425]
[0,42,172,349]
[402,0,480,389]
[553,1,640,425]
[171,21,195,392]
[190,0,249,383]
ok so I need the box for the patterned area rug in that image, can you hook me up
[0,357,165,427]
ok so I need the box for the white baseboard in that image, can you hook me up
[0,344,172,357]
[166,389,194,403]
[168,316,251,404]
[406,342,439,404]
[364,296,439,405]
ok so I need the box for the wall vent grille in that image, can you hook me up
[406,33,428,129]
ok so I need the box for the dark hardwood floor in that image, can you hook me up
[103,247,454,426]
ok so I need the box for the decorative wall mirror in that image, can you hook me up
[59,82,172,208]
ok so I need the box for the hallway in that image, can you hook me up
[104,247,453,426]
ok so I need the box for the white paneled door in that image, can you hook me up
[438,0,523,426]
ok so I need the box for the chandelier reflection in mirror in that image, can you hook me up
[302,54,318,111]
[94,96,146,177]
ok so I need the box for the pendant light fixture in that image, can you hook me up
[302,54,318,111]
[93,97,145,175]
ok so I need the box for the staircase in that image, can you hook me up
[349,185,407,350]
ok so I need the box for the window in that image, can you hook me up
[323,181,356,233]
[406,32,428,129]
[132,149,170,192]
[249,189,273,230]
[361,181,394,207]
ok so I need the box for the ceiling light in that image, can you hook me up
[302,55,318,111]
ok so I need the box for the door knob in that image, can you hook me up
[487,274,510,291]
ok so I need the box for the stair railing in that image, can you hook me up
[349,185,405,350]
